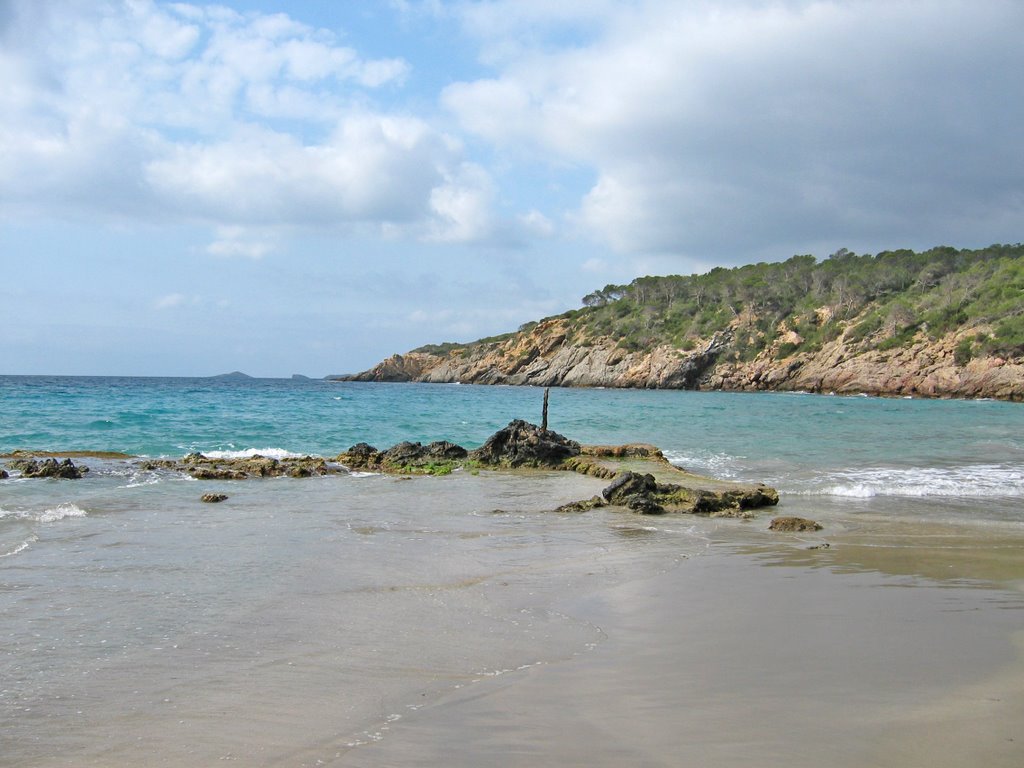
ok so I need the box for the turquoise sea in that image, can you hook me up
[2,376,1023,766]
[3,375,1024,509]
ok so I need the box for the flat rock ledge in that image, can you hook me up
[140,454,345,480]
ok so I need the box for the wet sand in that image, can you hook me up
[337,530,1024,768]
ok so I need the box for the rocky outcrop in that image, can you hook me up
[345,353,440,382]
[601,470,780,517]
[7,457,87,479]
[705,328,1024,400]
[469,419,580,468]
[342,316,1024,400]
[343,320,733,390]
[141,454,345,479]
[339,440,468,474]
[110,422,781,521]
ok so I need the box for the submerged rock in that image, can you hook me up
[201,493,228,503]
[554,496,608,513]
[769,516,823,532]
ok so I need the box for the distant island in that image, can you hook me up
[340,244,1024,401]
[210,371,253,380]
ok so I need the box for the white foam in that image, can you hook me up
[808,464,1024,499]
[662,450,742,479]
[38,503,89,523]
[1,503,88,523]
[1,536,36,558]
[202,447,302,460]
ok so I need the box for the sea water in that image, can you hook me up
[1,376,1023,766]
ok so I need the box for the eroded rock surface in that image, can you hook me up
[7,457,87,479]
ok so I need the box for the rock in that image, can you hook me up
[470,419,580,468]
[201,493,228,503]
[600,471,776,517]
[424,440,468,460]
[602,471,658,504]
[341,443,380,468]
[9,457,87,479]
[624,495,666,515]
[0,469,8,479]
[554,496,607,513]
[190,467,247,480]
[340,312,1024,400]
[769,516,823,532]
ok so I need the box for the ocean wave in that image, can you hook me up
[1,534,37,558]
[201,447,303,460]
[807,464,1024,498]
[0,502,89,523]
[662,450,742,479]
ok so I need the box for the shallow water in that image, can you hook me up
[2,378,1023,765]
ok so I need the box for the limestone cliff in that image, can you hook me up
[343,316,1024,400]
[342,245,1024,400]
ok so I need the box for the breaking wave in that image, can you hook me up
[0,502,89,523]
[808,464,1024,499]
[201,447,303,460]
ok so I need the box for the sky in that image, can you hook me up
[2,0,1022,377]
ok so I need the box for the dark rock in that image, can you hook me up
[381,441,428,465]
[769,516,823,532]
[623,495,666,515]
[341,443,380,468]
[598,470,776,517]
[602,471,658,504]
[201,493,228,503]
[0,469,8,479]
[470,419,580,468]
[425,441,468,460]
[239,457,279,477]
[190,467,247,480]
[554,496,607,513]
[11,458,87,479]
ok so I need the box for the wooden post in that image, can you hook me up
[541,387,549,431]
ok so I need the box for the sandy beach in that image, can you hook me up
[338,522,1024,768]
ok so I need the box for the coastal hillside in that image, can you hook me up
[343,244,1024,400]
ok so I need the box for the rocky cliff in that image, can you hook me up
[343,315,1024,400]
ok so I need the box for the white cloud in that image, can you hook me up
[0,0,482,241]
[145,116,450,226]
[446,0,1024,257]
[426,162,497,243]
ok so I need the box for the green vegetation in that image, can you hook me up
[437,243,1024,364]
